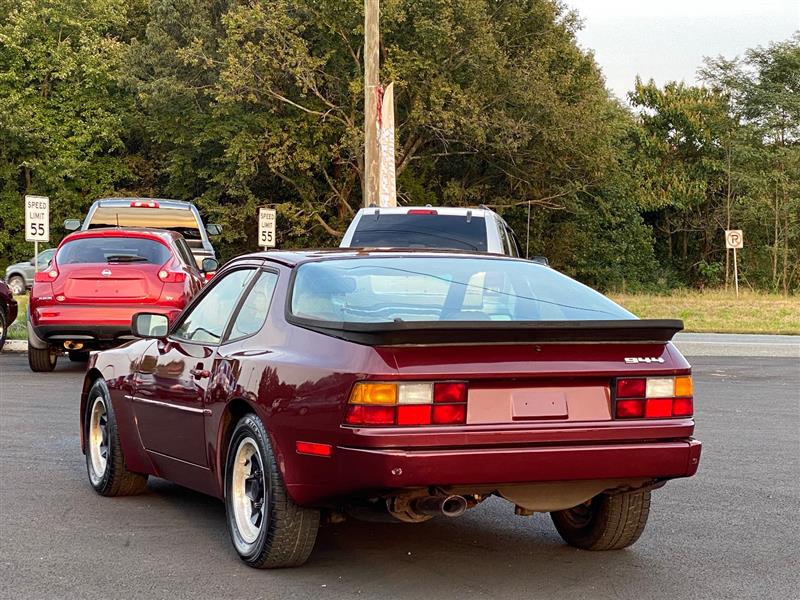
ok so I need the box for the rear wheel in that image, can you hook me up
[550,490,651,550]
[28,344,57,372]
[224,414,319,568]
[85,379,148,496]
[8,276,25,296]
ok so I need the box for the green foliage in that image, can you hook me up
[0,1,796,293]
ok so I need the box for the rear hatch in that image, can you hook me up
[375,333,688,426]
[52,235,171,304]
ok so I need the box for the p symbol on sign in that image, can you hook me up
[725,230,743,250]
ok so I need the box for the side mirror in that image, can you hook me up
[531,255,550,266]
[206,224,222,236]
[64,219,81,231]
[131,313,169,339]
[201,257,219,273]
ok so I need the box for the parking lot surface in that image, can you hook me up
[1,353,798,600]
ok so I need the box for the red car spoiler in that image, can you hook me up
[289,318,684,346]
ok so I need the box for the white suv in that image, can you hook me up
[340,206,523,257]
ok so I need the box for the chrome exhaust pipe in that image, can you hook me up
[64,341,84,351]
[413,495,468,518]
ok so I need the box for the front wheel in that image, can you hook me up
[28,344,57,372]
[84,379,148,496]
[224,414,320,568]
[550,490,651,550]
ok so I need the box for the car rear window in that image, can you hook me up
[290,257,633,322]
[87,207,202,240]
[57,237,172,265]
[350,214,487,251]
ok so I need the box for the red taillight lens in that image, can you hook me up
[672,397,694,416]
[131,201,159,208]
[158,270,186,283]
[345,404,395,425]
[434,382,467,403]
[616,378,646,398]
[432,404,467,424]
[616,399,645,418]
[644,398,673,418]
[396,405,432,425]
[407,209,438,215]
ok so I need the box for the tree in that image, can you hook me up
[0,0,145,268]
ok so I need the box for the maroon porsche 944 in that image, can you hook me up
[79,249,701,568]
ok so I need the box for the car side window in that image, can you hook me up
[172,269,254,344]
[175,238,197,271]
[505,225,521,257]
[225,271,279,342]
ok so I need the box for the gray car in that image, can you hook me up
[4,248,56,295]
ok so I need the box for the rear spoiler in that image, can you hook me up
[290,318,684,346]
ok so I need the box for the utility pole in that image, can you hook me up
[363,0,380,207]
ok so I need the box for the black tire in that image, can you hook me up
[0,311,6,352]
[28,344,57,372]
[8,276,25,296]
[69,350,90,362]
[84,378,148,496]
[551,490,651,551]
[224,413,320,568]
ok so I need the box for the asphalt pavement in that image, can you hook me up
[1,352,798,600]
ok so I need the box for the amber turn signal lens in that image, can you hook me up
[349,383,398,405]
[674,376,693,397]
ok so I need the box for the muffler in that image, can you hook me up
[412,495,468,518]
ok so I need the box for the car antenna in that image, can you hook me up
[115,213,120,228]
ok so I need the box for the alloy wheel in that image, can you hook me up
[232,437,267,544]
[88,396,109,484]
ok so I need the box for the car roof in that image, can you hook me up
[354,205,497,217]
[93,198,193,210]
[238,247,520,268]
[60,228,183,245]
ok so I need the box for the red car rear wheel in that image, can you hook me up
[550,490,651,550]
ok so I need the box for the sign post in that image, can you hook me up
[725,229,743,298]
[25,195,50,272]
[258,208,277,249]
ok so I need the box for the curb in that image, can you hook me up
[2,339,28,353]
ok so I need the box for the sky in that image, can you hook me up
[563,0,800,100]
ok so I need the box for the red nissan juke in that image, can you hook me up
[27,228,215,372]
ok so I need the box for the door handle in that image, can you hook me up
[190,368,210,380]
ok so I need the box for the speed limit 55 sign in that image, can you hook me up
[258,207,276,248]
[25,195,50,242]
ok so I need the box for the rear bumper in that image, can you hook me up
[286,438,702,505]
[30,304,181,348]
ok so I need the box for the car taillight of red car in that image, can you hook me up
[344,381,468,426]
[614,375,693,418]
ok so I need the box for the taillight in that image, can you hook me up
[131,200,159,208]
[406,209,438,215]
[614,375,693,419]
[158,269,186,283]
[35,268,58,282]
[345,381,468,426]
